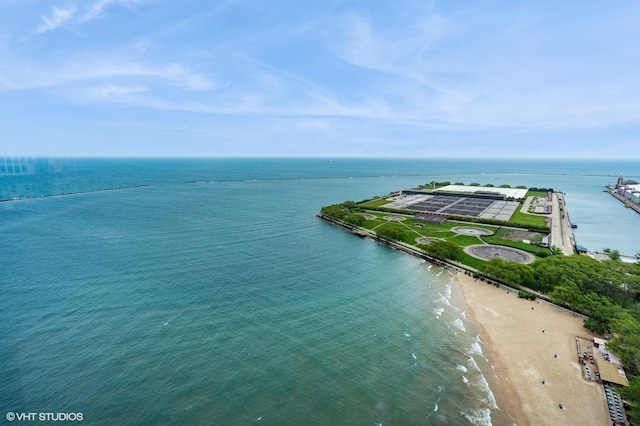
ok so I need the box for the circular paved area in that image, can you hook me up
[362,214,376,220]
[452,226,493,236]
[464,244,535,264]
[416,237,440,245]
[383,215,405,221]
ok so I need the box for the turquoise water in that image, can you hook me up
[1,158,638,425]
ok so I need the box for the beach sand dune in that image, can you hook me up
[454,272,610,426]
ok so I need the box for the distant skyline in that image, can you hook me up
[2,1,640,158]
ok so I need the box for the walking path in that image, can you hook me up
[549,192,576,255]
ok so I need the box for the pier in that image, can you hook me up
[606,188,640,215]
[549,192,577,255]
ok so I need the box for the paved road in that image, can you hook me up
[550,192,576,255]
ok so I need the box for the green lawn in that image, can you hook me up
[505,190,552,228]
[349,211,551,265]
[526,190,550,198]
[456,252,487,269]
[447,234,484,246]
[358,198,392,208]
[509,207,548,228]
[482,235,549,256]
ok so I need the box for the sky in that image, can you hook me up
[1,0,640,158]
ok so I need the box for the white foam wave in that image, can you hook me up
[466,359,498,410]
[412,353,417,360]
[476,372,498,409]
[445,284,451,299]
[452,318,466,332]
[469,342,487,360]
[461,408,492,426]
[468,356,480,372]
[457,364,468,373]
[434,296,451,306]
[434,307,444,319]
[462,375,469,384]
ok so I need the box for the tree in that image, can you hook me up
[321,204,348,220]
[608,249,621,261]
[499,184,511,188]
[420,240,463,261]
[619,378,640,425]
[344,213,365,226]
[376,223,406,241]
[549,280,583,308]
[478,258,534,287]
[551,245,564,255]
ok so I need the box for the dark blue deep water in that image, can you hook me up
[1,158,638,425]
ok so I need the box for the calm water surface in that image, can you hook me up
[1,158,638,425]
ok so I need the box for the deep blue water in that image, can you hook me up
[1,158,638,425]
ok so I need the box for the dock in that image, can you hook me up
[549,192,577,255]
[606,188,640,215]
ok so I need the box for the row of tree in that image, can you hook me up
[320,203,365,226]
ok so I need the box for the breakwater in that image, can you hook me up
[606,188,640,215]
[0,184,151,202]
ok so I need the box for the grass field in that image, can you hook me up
[358,198,392,208]
[351,211,549,266]
[482,235,550,256]
[509,210,547,228]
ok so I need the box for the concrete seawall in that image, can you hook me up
[316,213,587,318]
[606,188,640,215]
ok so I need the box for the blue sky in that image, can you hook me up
[1,0,640,157]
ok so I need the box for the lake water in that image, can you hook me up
[1,158,638,425]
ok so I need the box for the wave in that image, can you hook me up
[434,296,451,307]
[452,318,466,332]
[469,342,484,358]
[434,307,444,319]
[461,408,492,426]
[466,357,499,412]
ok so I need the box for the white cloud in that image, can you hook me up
[88,84,149,98]
[0,56,217,93]
[36,7,76,33]
[80,0,144,23]
[35,0,144,33]
[81,0,116,22]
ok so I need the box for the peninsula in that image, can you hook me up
[319,181,640,426]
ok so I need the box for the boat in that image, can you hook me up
[571,223,578,229]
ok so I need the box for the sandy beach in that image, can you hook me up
[453,272,610,426]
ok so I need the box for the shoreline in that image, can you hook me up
[452,272,610,426]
